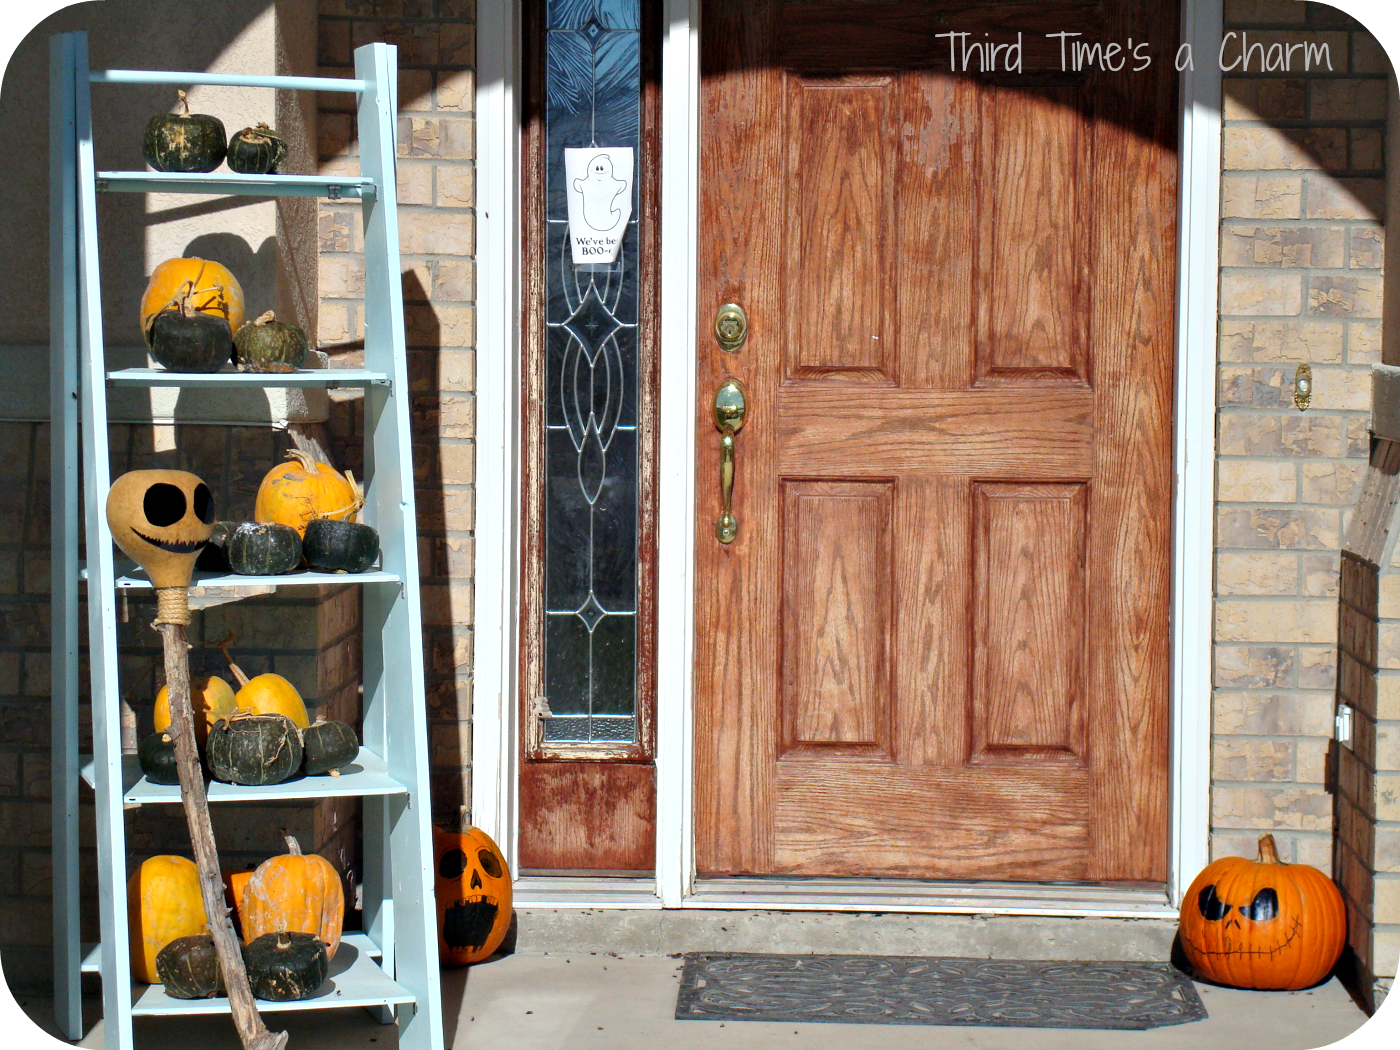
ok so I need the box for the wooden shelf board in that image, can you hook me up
[79,749,408,804]
[95,171,375,200]
[107,368,390,389]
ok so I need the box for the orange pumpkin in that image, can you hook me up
[140,257,245,336]
[1178,833,1346,990]
[433,820,512,965]
[254,450,363,538]
[127,855,208,984]
[239,832,344,958]
[154,675,236,745]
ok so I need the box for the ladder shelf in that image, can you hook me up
[49,32,443,1050]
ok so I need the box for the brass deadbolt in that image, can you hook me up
[714,303,748,353]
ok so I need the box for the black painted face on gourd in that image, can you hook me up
[134,481,216,552]
[439,847,502,952]
[1187,883,1300,956]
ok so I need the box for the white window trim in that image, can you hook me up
[473,0,1220,911]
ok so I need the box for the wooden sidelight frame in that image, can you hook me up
[474,0,1220,910]
[515,0,665,872]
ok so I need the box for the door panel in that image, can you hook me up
[695,0,1177,882]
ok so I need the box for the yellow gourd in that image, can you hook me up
[254,450,363,538]
[140,257,244,336]
[239,832,345,958]
[127,855,208,984]
[218,634,309,729]
[153,675,236,746]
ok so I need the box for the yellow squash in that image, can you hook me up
[153,675,237,746]
[218,634,309,729]
[127,855,208,984]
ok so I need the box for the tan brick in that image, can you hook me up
[1223,0,1306,23]
[434,259,475,301]
[1222,176,1303,220]
[1213,737,1295,782]
[351,21,439,66]
[1215,599,1337,644]
[1219,365,1292,407]
[437,165,475,208]
[440,442,475,485]
[318,112,356,159]
[1220,273,1303,316]
[1378,673,1400,720]
[1382,626,1400,670]
[1221,225,1344,269]
[1352,129,1384,172]
[430,721,472,768]
[317,303,355,347]
[1220,31,1347,75]
[1219,320,1343,363]
[1216,506,1340,549]
[1309,276,1383,318]
[402,263,432,301]
[1302,460,1366,504]
[1296,738,1329,785]
[421,580,474,627]
[438,395,475,438]
[1377,926,1400,979]
[1381,774,1400,821]
[1379,827,1400,873]
[318,18,351,67]
[1305,176,1385,220]
[1218,459,1297,502]
[400,70,433,111]
[436,71,475,111]
[1311,366,1372,411]
[1212,785,1333,830]
[1379,724,1400,771]
[1381,576,1400,620]
[399,117,475,160]
[1217,552,1298,595]
[1302,553,1339,597]
[397,161,433,206]
[1218,413,1344,458]
[439,22,475,66]
[1311,78,1389,121]
[318,255,364,299]
[1350,228,1384,269]
[319,210,354,253]
[1222,126,1346,171]
[436,350,476,393]
[1222,78,1305,121]
[398,211,475,256]
[1213,692,1333,736]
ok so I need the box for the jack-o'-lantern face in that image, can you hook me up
[432,822,512,966]
[1177,834,1346,990]
[105,469,216,590]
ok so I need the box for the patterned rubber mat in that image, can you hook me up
[675,953,1208,1029]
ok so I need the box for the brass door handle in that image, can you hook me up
[713,379,748,544]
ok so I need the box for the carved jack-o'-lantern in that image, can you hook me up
[1178,834,1346,990]
[105,470,216,625]
[432,821,511,965]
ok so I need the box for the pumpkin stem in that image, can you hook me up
[177,89,190,116]
[282,830,303,856]
[253,310,277,326]
[1257,833,1282,864]
[216,632,252,689]
[276,932,291,950]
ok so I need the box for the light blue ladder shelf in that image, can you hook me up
[49,32,443,1050]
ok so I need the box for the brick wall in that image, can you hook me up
[315,0,477,824]
[1212,0,1388,871]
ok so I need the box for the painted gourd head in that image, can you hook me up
[106,471,215,623]
[1178,833,1346,990]
[433,821,512,965]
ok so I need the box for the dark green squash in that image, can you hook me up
[146,308,233,374]
[143,90,226,174]
[301,720,359,776]
[156,934,225,999]
[196,520,238,572]
[233,311,309,373]
[226,123,288,175]
[302,519,379,574]
[242,931,328,1002]
[207,712,303,786]
[227,522,302,576]
[137,731,180,785]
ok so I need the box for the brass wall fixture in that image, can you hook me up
[1294,363,1312,411]
[714,303,748,353]
[712,379,748,544]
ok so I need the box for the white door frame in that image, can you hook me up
[473,0,1220,914]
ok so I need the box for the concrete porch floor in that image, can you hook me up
[17,953,1375,1050]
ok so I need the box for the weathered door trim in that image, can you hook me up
[474,0,1220,909]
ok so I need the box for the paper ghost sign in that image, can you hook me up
[565,147,634,265]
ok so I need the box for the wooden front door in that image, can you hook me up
[694,0,1178,881]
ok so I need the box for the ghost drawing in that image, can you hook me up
[572,155,627,232]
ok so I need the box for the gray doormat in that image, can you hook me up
[675,953,1207,1030]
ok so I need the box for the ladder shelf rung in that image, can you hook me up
[107,367,391,389]
[95,171,376,200]
[79,749,409,804]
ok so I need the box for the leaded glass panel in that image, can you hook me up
[541,0,642,745]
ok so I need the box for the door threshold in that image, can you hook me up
[512,875,1177,918]
[688,878,1177,918]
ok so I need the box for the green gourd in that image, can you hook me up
[227,522,302,576]
[196,521,238,572]
[206,712,303,786]
[233,311,309,373]
[146,308,232,374]
[156,934,225,999]
[137,731,180,785]
[226,123,288,175]
[301,720,359,776]
[302,519,379,574]
[242,932,328,1001]
[143,91,226,174]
